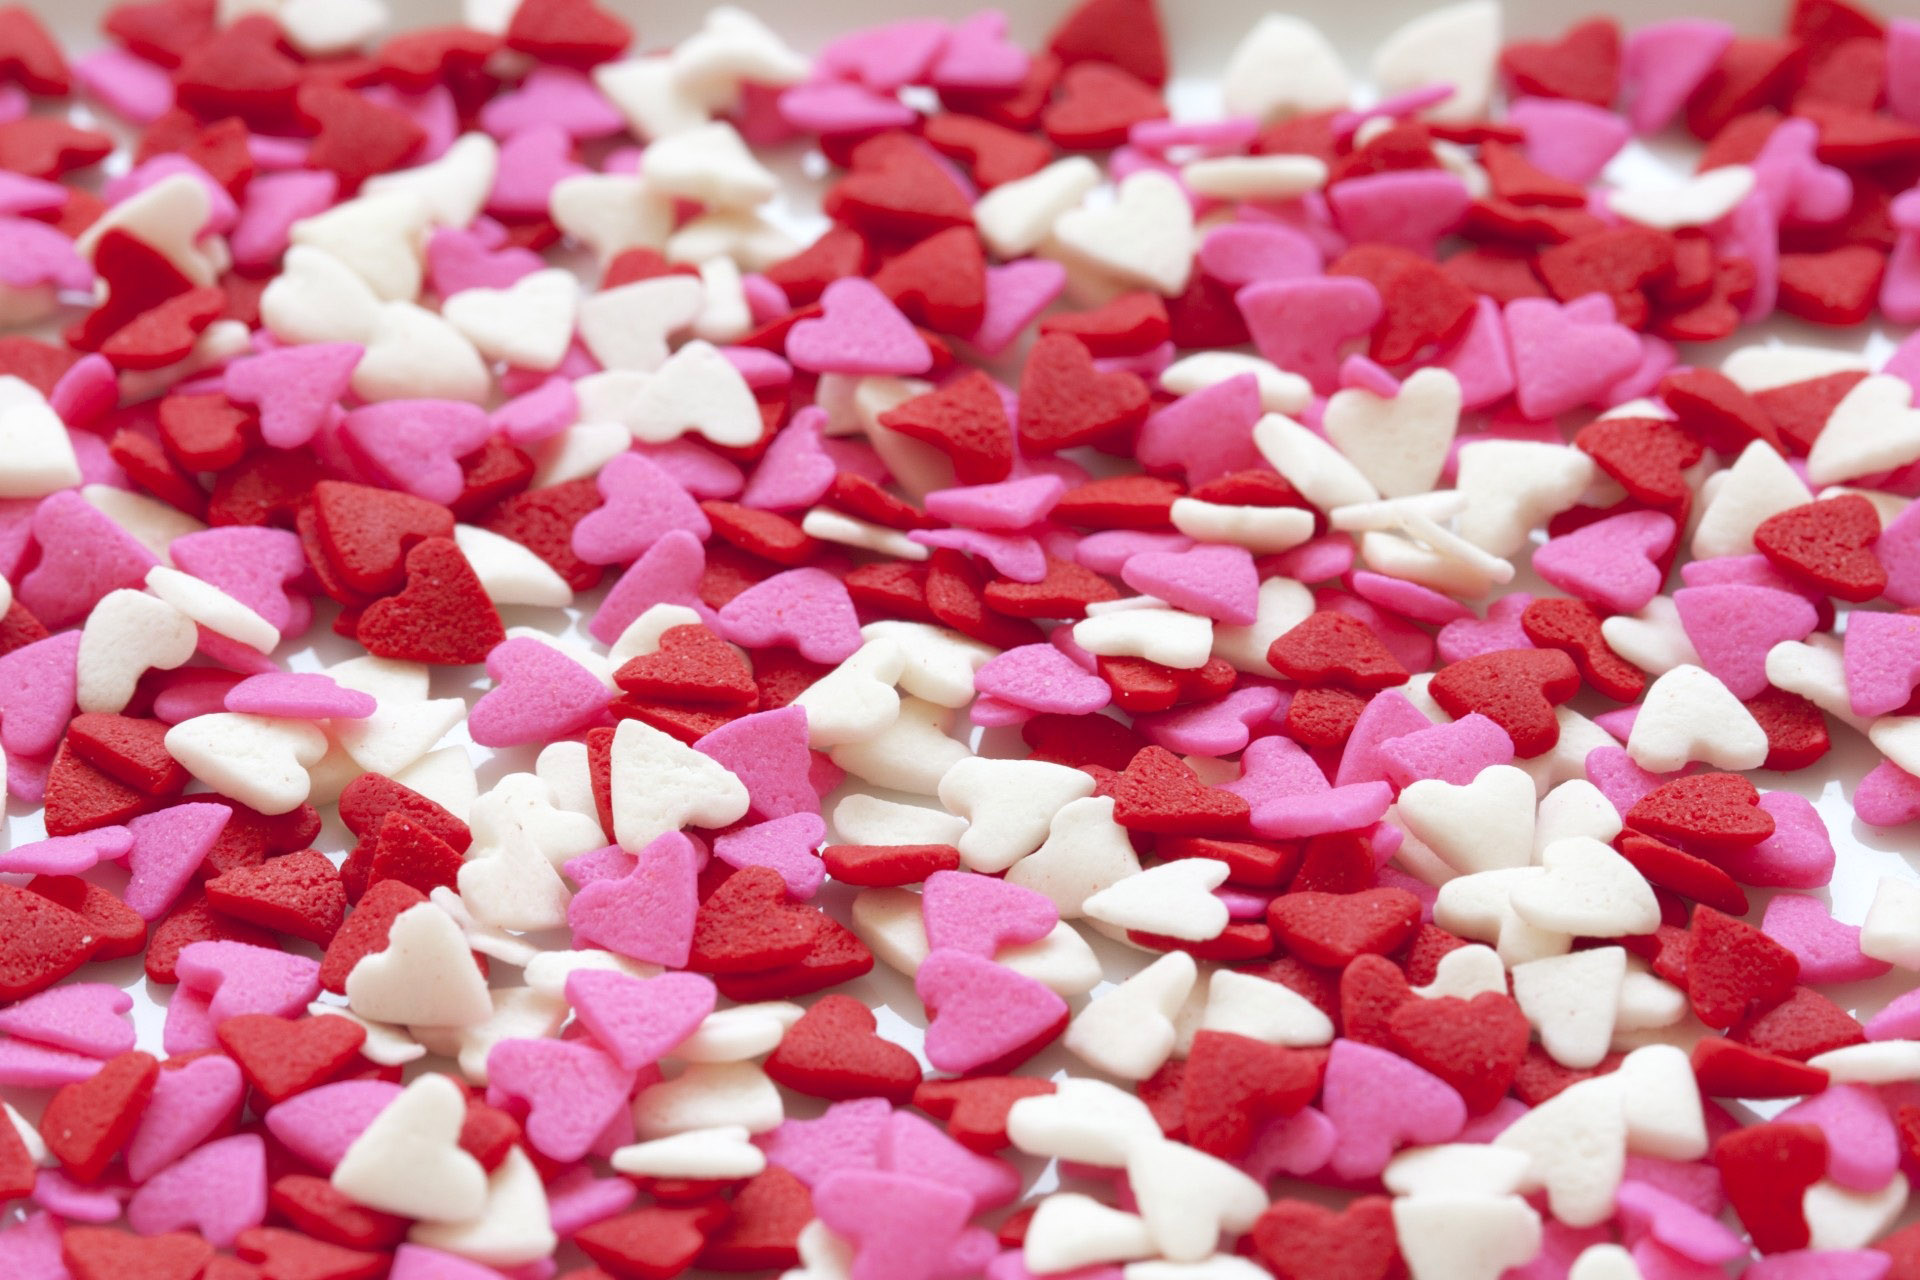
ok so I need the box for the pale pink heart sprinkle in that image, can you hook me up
[1434,591,1537,666]
[590,528,713,645]
[1334,689,1434,789]
[1351,570,1475,627]
[760,1096,892,1189]
[1229,734,1394,839]
[1776,1085,1900,1193]
[1075,529,1194,576]
[921,869,1058,958]
[492,375,580,444]
[174,938,321,1024]
[1135,373,1265,486]
[1239,275,1383,394]
[123,803,232,922]
[1242,1106,1339,1183]
[339,398,494,505]
[1674,583,1819,701]
[73,46,175,123]
[468,637,612,748]
[0,826,133,877]
[971,259,1068,357]
[486,1037,637,1164]
[1327,170,1471,258]
[1507,97,1632,184]
[1855,760,1920,830]
[126,1053,247,1182]
[0,1214,66,1280]
[263,1080,405,1172]
[971,643,1111,715]
[910,528,1047,582]
[1123,543,1260,624]
[1378,713,1517,791]
[48,354,118,428]
[0,217,93,291]
[914,948,1068,1076]
[0,172,68,217]
[1198,222,1324,288]
[564,969,716,1072]
[633,439,746,500]
[225,671,376,720]
[224,343,363,450]
[125,1132,267,1248]
[1270,534,1358,585]
[714,566,864,665]
[788,277,934,377]
[488,123,592,220]
[969,694,1033,728]
[1439,295,1518,410]
[696,705,821,822]
[18,493,159,630]
[1613,1178,1747,1265]
[712,812,828,899]
[1533,509,1677,616]
[1505,294,1645,420]
[567,831,701,968]
[151,668,248,724]
[1761,893,1892,985]
[30,1170,123,1223]
[391,1245,527,1280]
[880,1110,1020,1212]
[1620,18,1736,134]
[546,1168,639,1237]
[926,10,1027,93]
[573,451,713,567]
[925,475,1066,531]
[480,67,624,140]
[818,19,951,93]
[1320,1037,1467,1180]
[1136,685,1285,759]
[778,80,920,136]
[1844,609,1920,717]
[169,525,308,634]
[740,407,838,511]
[426,225,548,295]
[0,1038,106,1088]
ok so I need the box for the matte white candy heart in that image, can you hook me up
[146,565,279,653]
[674,1001,804,1063]
[1435,868,1574,967]
[577,275,705,373]
[641,121,778,209]
[88,486,205,563]
[793,639,906,748]
[1181,155,1328,202]
[1805,1173,1909,1250]
[1397,765,1536,876]
[165,712,327,815]
[1692,439,1812,558]
[609,718,750,853]
[523,949,661,1001]
[1862,875,1920,969]
[1064,951,1196,1081]
[1323,368,1461,499]
[1807,1041,1920,1084]
[1870,716,1920,776]
[1161,353,1313,415]
[451,525,573,610]
[938,757,1096,874]
[806,510,928,570]
[1222,15,1349,121]
[859,621,995,707]
[831,792,968,847]
[611,1125,767,1179]
[1391,1195,1543,1280]
[76,589,198,714]
[595,59,711,142]
[631,1061,784,1138]
[1602,596,1703,678]
[292,190,432,301]
[328,657,465,777]
[1200,969,1334,1047]
[1073,607,1213,669]
[1510,840,1659,938]
[443,269,579,373]
[828,697,971,795]
[666,207,796,269]
[398,747,478,821]
[1566,1244,1640,1280]
[0,385,80,498]
[625,340,763,448]
[1534,780,1624,856]
[549,173,676,263]
[1614,966,1687,1033]
[278,0,389,57]
[1767,635,1868,731]
[332,1073,489,1223]
[1722,344,1870,392]
[1005,795,1143,918]
[364,133,498,229]
[1494,1074,1626,1228]
[261,246,383,345]
[1628,663,1769,771]
[1051,171,1196,297]
[1124,1258,1272,1280]
[1362,516,1515,598]
[428,892,547,976]
[692,256,750,343]
[1023,1193,1158,1274]
[1254,413,1380,511]
[1454,441,1595,558]
[1617,1043,1707,1161]
[1213,576,1315,677]
[975,157,1101,259]
[458,830,573,933]
[1383,1145,1533,1198]
[1008,1077,1163,1167]
[1128,1139,1267,1263]
[1511,946,1627,1070]
[1808,374,1920,486]
[1168,498,1315,555]
[346,903,493,1029]
[1372,0,1501,122]
[78,173,218,285]
[1412,945,1509,1001]
[354,301,491,403]
[309,1005,424,1067]
[1609,166,1755,230]
[669,6,810,103]
[1083,859,1230,942]
[409,1146,556,1267]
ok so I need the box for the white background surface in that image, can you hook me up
[15,0,1920,1271]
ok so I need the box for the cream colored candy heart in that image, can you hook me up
[1024,1194,1158,1274]
[1084,860,1230,942]
[1065,951,1196,1080]
[451,524,573,609]
[1510,840,1659,938]
[1808,1041,1920,1084]
[1213,577,1314,677]
[595,59,711,142]
[828,697,970,796]
[1511,947,1626,1070]
[610,718,750,852]
[793,639,905,748]
[397,747,477,821]
[261,246,383,345]
[1869,715,1920,775]
[87,488,205,566]
[1435,867,1574,967]
[1535,780,1623,856]
[523,949,660,1001]
[1169,498,1315,554]
[1808,374,1920,486]
[409,1147,555,1267]
[1453,441,1595,557]
[1372,0,1501,122]
[1384,1145,1533,1198]
[1330,491,1469,534]
[457,831,572,933]
[631,1061,783,1138]
[622,340,763,447]
[1692,439,1812,558]
[831,792,967,847]
[976,157,1101,259]
[669,6,808,104]
[1412,945,1508,1001]
[1617,1043,1707,1161]
[785,1219,855,1280]
[1767,636,1867,732]
[674,1002,804,1063]
[803,508,927,561]
[77,589,198,714]
[1862,875,1920,969]
[641,121,777,210]
[577,275,704,372]
[611,1126,766,1179]
[693,256,751,343]
[1160,353,1312,414]
[1181,155,1328,202]
[1722,343,1870,392]
[443,269,579,373]
[346,902,493,1029]
[858,621,994,707]
[1323,368,1461,499]
[327,656,464,777]
[292,190,432,301]
[165,712,326,814]
[78,173,218,285]
[1614,965,1687,1035]
[1806,1173,1910,1250]
[1051,172,1195,297]
[939,757,1096,874]
[332,1073,488,1223]
[428,890,544,974]
[146,565,278,652]
[1128,1139,1266,1264]
[309,1005,424,1067]
[1009,1077,1163,1168]
[1200,969,1334,1047]
[278,0,389,58]
[1124,1258,1272,1280]
[1397,764,1536,876]
[1494,1074,1626,1228]
[0,382,80,498]
[354,302,490,403]
[665,207,796,270]
[1609,166,1755,230]
[1566,1244,1641,1280]
[1223,14,1349,122]
[1073,606,1213,669]
[550,173,676,263]
[1629,663,1769,771]
[1006,795,1143,918]
[364,134,499,229]
[849,887,1100,995]
[1391,1195,1543,1280]
[1254,412,1380,510]
[1602,596,1703,677]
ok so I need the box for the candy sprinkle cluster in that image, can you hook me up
[14,0,1920,1277]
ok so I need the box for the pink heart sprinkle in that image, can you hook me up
[1507,97,1632,184]
[1674,584,1819,701]
[925,475,1065,531]
[488,123,592,220]
[1136,374,1266,485]
[634,438,745,501]
[818,19,951,93]
[778,80,919,136]
[1505,295,1645,420]
[1761,893,1892,985]
[573,452,713,567]
[911,528,1047,581]
[391,1246,526,1280]
[151,668,248,725]
[1122,543,1260,624]
[1620,19,1736,134]
[1585,745,1689,816]
[0,1213,65,1280]
[928,12,1028,93]
[971,259,1067,357]
[1243,1106,1338,1183]
[126,1053,246,1183]
[881,1110,1020,1212]
[339,399,494,506]
[712,813,828,899]
[715,567,863,665]
[230,170,338,272]
[126,1132,266,1248]
[590,528,712,646]
[0,172,68,218]
[49,355,118,430]
[0,827,132,877]
[915,948,1067,1076]
[225,343,363,450]
[486,1037,636,1163]
[174,938,320,1024]
[263,1080,404,1173]
[1845,610,1920,717]
[787,277,932,377]
[0,983,133,1059]
[1439,295,1517,410]
[762,1096,891,1188]
[1137,686,1286,758]
[469,637,612,747]
[1320,1037,1467,1179]
[972,644,1111,716]
[1614,1178,1746,1265]
[224,672,376,720]
[1229,735,1394,839]
[480,67,624,140]
[0,217,93,292]
[427,225,548,296]
[1855,760,1920,830]
[740,407,838,511]
[123,803,232,922]
[696,706,821,822]
[1777,1085,1899,1193]
[567,831,700,967]
[492,375,579,445]
[1335,689,1433,788]
[169,526,308,635]
[546,1168,639,1237]
[73,47,175,125]
[1239,275,1383,394]
[1270,534,1358,585]
[0,1038,105,1087]
[19,491,159,629]
[565,969,716,1072]
[1533,509,1676,615]
[33,1169,126,1224]
[1198,223,1323,288]
[1327,170,1471,257]
[922,869,1058,958]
